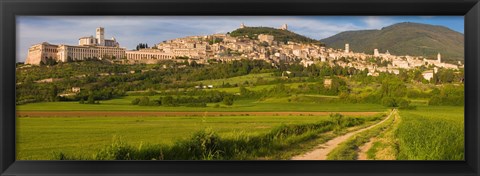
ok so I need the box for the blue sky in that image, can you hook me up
[16,16,463,62]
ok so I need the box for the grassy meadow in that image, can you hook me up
[17,114,384,160]
[17,95,386,112]
[395,105,464,160]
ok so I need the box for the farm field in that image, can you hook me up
[16,114,382,160]
[17,96,386,112]
[395,105,464,160]
[320,105,464,160]
[194,72,277,86]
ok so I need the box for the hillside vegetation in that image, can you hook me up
[230,27,324,46]
[320,22,464,62]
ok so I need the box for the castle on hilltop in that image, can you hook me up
[238,23,288,30]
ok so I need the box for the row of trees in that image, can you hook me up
[135,43,149,50]
[131,94,235,107]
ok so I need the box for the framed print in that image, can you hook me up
[1,0,479,175]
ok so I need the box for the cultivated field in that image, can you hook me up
[17,96,386,112]
[395,106,464,160]
[17,114,382,160]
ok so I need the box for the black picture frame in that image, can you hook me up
[1,0,479,175]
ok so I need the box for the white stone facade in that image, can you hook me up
[26,27,124,65]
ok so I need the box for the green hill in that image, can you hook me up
[320,22,464,62]
[230,27,324,46]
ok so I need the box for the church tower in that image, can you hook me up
[240,23,246,29]
[345,43,349,53]
[437,53,441,63]
[96,27,105,46]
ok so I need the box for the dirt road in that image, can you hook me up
[291,109,397,160]
[357,138,376,160]
[17,111,381,117]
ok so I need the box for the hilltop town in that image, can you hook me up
[25,23,463,81]
[17,21,466,162]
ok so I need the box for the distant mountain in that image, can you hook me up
[230,27,324,46]
[320,22,464,62]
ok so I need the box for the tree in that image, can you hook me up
[381,97,397,107]
[49,85,59,102]
[43,57,57,66]
[162,96,175,106]
[222,95,234,106]
[87,92,95,104]
[136,43,149,50]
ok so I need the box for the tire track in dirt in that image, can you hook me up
[291,109,397,160]
[357,138,376,160]
[357,111,398,160]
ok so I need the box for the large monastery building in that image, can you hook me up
[26,27,126,65]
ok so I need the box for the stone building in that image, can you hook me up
[126,49,174,61]
[422,70,434,81]
[26,27,125,65]
[25,42,59,65]
[78,27,119,47]
[258,34,274,44]
[374,49,379,56]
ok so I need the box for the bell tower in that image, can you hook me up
[96,27,105,46]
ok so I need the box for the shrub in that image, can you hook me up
[186,102,207,107]
[222,95,234,106]
[381,97,397,107]
[131,98,140,105]
[138,97,150,106]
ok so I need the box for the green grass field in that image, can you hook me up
[194,72,276,86]
[395,105,464,160]
[17,96,386,112]
[17,115,339,160]
[204,82,317,93]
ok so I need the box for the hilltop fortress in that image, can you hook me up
[26,25,462,78]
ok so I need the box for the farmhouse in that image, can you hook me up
[324,79,332,88]
[422,70,434,81]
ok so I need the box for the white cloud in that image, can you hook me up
[362,16,394,29]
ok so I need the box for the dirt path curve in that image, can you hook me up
[291,109,397,160]
[357,111,398,160]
